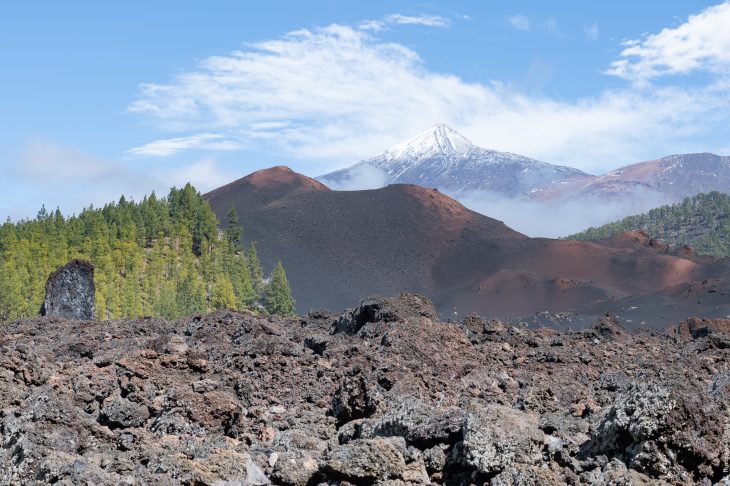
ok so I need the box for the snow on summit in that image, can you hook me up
[319,124,587,195]
[382,124,477,161]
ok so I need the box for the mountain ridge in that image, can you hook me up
[532,152,730,204]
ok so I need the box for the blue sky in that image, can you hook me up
[2,1,730,220]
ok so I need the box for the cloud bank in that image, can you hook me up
[3,139,233,220]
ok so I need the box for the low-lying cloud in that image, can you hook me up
[3,139,234,220]
[316,164,669,237]
[453,190,672,238]
[319,164,390,191]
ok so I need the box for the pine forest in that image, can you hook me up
[0,184,295,322]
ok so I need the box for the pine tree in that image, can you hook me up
[248,242,264,294]
[0,258,23,321]
[211,274,236,310]
[231,251,256,309]
[157,281,178,319]
[176,271,207,316]
[225,207,243,251]
[264,261,295,315]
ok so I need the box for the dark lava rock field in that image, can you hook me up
[1,294,729,485]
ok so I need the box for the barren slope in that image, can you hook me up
[206,167,730,325]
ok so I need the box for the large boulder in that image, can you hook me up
[333,293,437,335]
[323,438,406,482]
[99,397,150,429]
[670,316,730,346]
[461,405,544,476]
[336,399,465,451]
[589,381,726,479]
[331,374,379,426]
[40,259,95,320]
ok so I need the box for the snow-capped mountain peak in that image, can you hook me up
[381,123,477,160]
[318,124,588,196]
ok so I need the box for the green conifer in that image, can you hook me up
[248,242,264,294]
[225,207,243,251]
[264,262,295,315]
[211,274,236,310]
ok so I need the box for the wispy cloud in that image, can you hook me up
[584,22,599,41]
[127,16,730,174]
[544,17,559,35]
[128,133,241,157]
[508,14,530,31]
[385,14,451,28]
[359,13,451,32]
[606,2,730,81]
[358,19,386,32]
[509,15,560,36]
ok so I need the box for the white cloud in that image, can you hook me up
[584,22,598,41]
[320,164,389,191]
[153,157,233,192]
[384,14,451,28]
[508,14,530,31]
[358,19,385,32]
[8,139,234,219]
[128,133,241,157]
[509,15,560,36]
[606,2,730,81]
[128,20,730,174]
[359,13,450,32]
[454,190,671,238]
[17,138,138,184]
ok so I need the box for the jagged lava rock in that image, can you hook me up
[40,259,95,320]
[1,295,729,484]
[461,405,544,475]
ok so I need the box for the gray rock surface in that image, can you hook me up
[40,259,95,320]
[323,438,406,482]
[0,294,728,484]
[462,405,544,475]
[99,397,151,429]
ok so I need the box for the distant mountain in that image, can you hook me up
[567,191,730,257]
[532,153,730,204]
[318,124,587,196]
[206,166,730,326]
[318,127,730,237]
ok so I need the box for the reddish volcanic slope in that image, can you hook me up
[206,167,730,326]
[206,165,330,211]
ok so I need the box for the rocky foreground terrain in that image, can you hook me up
[1,294,729,485]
